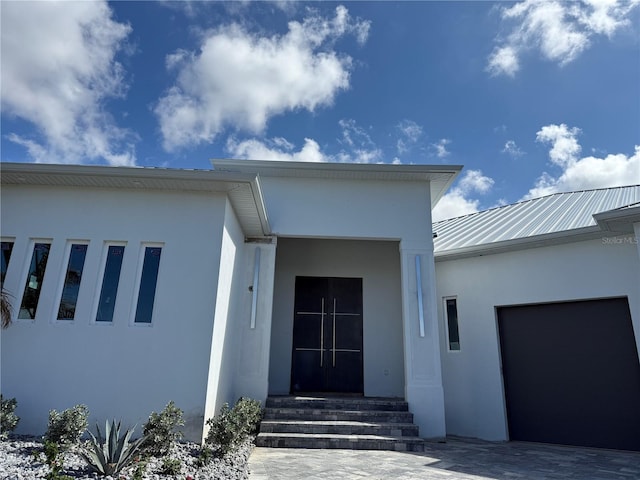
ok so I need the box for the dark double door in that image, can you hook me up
[291,277,363,394]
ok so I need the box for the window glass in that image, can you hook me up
[1,241,14,286]
[446,298,461,351]
[134,246,162,324]
[96,245,125,322]
[19,242,51,319]
[57,244,88,320]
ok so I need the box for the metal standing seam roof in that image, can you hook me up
[433,185,640,257]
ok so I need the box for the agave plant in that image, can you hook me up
[80,419,146,476]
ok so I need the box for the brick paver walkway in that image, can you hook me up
[248,437,640,479]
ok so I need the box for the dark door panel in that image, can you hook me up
[498,297,640,451]
[291,277,363,394]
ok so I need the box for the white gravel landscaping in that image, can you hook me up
[0,436,254,480]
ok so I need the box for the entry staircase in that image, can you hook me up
[256,396,425,452]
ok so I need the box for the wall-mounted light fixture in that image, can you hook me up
[415,255,425,337]
[250,247,261,329]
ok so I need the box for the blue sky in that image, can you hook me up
[1,1,639,220]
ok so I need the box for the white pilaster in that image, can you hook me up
[234,238,277,404]
[399,239,446,440]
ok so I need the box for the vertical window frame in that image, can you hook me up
[130,243,163,326]
[1,239,15,288]
[444,296,461,352]
[18,239,53,321]
[54,241,89,322]
[92,242,127,325]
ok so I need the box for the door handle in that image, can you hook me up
[332,297,337,367]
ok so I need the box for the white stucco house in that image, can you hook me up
[1,160,639,451]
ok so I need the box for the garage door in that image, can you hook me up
[497,297,640,451]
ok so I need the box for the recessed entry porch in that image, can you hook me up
[268,238,405,399]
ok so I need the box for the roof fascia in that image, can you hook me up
[0,162,258,187]
[212,158,462,178]
[593,205,640,234]
[434,225,606,262]
[211,158,462,208]
[247,175,271,235]
[1,162,271,237]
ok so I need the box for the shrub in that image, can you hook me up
[160,457,182,475]
[80,420,146,476]
[196,446,214,467]
[204,397,262,457]
[43,440,73,480]
[142,400,184,457]
[0,395,20,439]
[233,397,263,436]
[44,404,89,449]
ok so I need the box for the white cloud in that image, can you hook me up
[432,169,495,222]
[502,140,525,158]
[339,119,375,148]
[155,6,370,151]
[227,137,327,162]
[335,119,382,163]
[487,46,520,77]
[535,123,582,167]
[432,138,451,158]
[488,0,639,76]
[227,133,382,164]
[396,120,423,154]
[1,1,134,165]
[524,123,640,198]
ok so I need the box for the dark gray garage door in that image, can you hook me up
[497,297,640,451]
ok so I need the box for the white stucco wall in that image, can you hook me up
[435,235,640,441]
[233,240,277,404]
[270,238,405,398]
[261,175,446,439]
[258,176,433,241]
[203,199,247,430]
[0,185,227,441]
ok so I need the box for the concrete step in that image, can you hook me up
[255,432,425,452]
[260,419,419,437]
[262,407,414,423]
[265,395,409,412]
[258,395,424,452]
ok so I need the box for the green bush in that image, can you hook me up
[160,457,182,475]
[43,440,73,480]
[233,397,263,436]
[142,400,185,457]
[44,404,89,449]
[0,395,20,439]
[204,397,262,457]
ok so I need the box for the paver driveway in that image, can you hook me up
[248,437,640,479]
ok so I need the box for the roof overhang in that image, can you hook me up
[593,204,640,234]
[434,226,605,261]
[211,159,462,207]
[0,162,271,237]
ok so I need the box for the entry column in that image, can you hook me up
[399,240,446,440]
[235,238,277,403]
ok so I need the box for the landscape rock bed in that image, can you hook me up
[0,436,254,480]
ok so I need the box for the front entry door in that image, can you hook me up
[291,277,363,394]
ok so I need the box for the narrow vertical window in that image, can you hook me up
[19,242,51,319]
[1,241,14,286]
[445,297,461,351]
[57,244,88,320]
[96,245,125,323]
[134,246,162,324]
